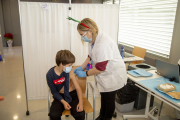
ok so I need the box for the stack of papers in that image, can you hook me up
[127,69,153,77]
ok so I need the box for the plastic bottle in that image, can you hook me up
[0,52,2,61]
[86,63,90,70]
[120,46,125,59]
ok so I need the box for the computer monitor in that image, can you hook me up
[155,59,180,83]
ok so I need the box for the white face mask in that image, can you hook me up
[63,66,72,73]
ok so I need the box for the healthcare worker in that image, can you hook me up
[68,17,127,120]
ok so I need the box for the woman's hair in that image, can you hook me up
[56,50,75,66]
[77,18,99,43]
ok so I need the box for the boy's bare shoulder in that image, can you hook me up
[69,71,76,79]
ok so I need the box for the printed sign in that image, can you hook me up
[53,77,65,85]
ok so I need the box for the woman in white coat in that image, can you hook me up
[73,18,127,120]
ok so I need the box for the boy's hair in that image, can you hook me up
[56,50,75,66]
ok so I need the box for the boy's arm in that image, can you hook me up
[70,71,83,107]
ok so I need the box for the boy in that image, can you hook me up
[46,50,85,120]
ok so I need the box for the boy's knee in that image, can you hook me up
[48,112,62,119]
[73,110,85,120]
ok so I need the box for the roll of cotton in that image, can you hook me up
[158,83,176,92]
[160,84,174,89]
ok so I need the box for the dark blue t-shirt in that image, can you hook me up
[46,66,72,103]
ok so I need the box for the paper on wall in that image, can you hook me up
[42,4,48,10]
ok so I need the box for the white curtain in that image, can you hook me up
[20,2,119,100]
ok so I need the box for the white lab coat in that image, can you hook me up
[89,31,127,92]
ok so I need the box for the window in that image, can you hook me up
[114,0,120,4]
[103,0,119,4]
[118,0,178,58]
[103,0,113,4]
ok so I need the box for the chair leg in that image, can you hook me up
[159,101,163,116]
[86,113,88,120]
[113,112,117,118]
[48,89,51,120]
[87,82,96,120]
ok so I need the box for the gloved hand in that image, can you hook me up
[74,66,83,74]
[75,71,86,78]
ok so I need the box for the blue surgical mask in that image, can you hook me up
[82,36,92,42]
[63,66,72,73]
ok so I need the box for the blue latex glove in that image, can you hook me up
[75,71,86,78]
[74,66,83,74]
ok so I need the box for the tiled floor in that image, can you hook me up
[0,47,178,120]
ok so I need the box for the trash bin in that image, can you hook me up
[115,80,138,113]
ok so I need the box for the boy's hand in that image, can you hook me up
[61,100,71,110]
[77,103,83,112]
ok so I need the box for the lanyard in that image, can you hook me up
[91,44,94,64]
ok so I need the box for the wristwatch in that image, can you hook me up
[86,71,89,76]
